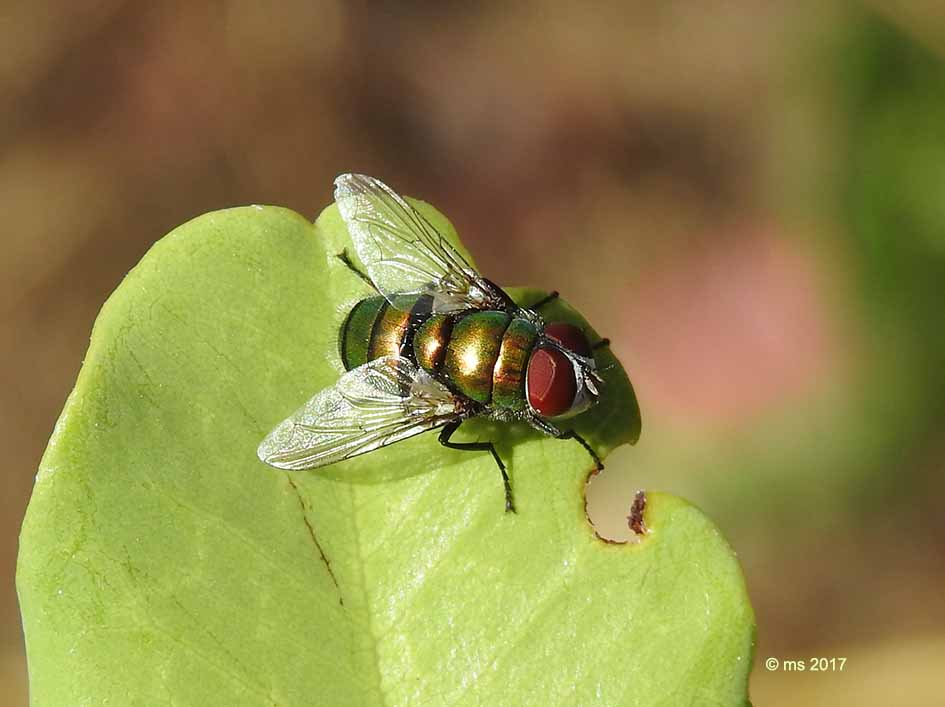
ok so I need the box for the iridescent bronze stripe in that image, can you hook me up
[414,314,453,373]
[368,297,414,361]
[492,317,539,411]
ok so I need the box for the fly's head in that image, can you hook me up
[525,323,603,421]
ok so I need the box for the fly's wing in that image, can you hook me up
[257,356,462,471]
[334,173,512,313]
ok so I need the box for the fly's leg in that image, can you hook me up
[527,292,611,352]
[335,249,377,291]
[439,420,515,513]
[527,291,559,311]
[557,429,604,473]
[529,417,604,474]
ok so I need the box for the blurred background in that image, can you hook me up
[3,1,944,704]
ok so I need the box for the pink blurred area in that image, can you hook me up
[625,225,844,427]
[4,2,944,705]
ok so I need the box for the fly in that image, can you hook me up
[257,174,617,513]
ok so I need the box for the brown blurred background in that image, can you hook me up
[4,2,945,705]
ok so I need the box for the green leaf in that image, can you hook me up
[18,198,754,706]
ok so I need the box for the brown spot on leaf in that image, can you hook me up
[628,490,648,536]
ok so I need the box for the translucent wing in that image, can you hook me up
[334,173,512,313]
[257,356,462,471]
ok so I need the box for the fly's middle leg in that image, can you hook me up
[439,421,515,513]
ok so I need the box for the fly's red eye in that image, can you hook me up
[543,323,591,357]
[526,346,577,418]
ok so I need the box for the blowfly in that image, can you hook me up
[258,174,617,513]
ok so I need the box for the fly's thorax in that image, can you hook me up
[339,294,433,370]
[492,317,540,411]
[442,311,512,404]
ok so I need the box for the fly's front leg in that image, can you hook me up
[526,290,610,352]
[556,429,604,473]
[557,430,604,474]
[527,291,559,311]
[438,420,515,513]
[529,418,604,474]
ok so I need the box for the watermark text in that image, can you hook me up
[764,657,846,672]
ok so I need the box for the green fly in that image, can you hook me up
[257,174,613,512]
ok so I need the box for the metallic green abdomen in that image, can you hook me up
[340,296,538,409]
